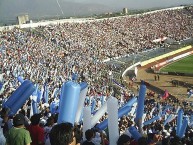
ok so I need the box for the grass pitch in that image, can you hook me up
[160,55,193,74]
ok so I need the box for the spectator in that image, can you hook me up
[0,131,5,145]
[6,113,32,145]
[82,129,95,145]
[27,114,44,145]
[1,5,193,145]
[48,122,78,145]
[117,134,131,145]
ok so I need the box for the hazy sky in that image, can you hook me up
[67,0,193,9]
[0,0,193,24]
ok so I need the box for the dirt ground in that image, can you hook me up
[134,66,193,102]
[122,47,193,103]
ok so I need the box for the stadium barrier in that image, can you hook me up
[122,45,192,78]
[167,72,193,77]
[152,47,193,76]
[122,62,141,78]
[154,50,193,70]
[140,45,192,67]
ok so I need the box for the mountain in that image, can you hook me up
[66,0,193,9]
[0,0,112,25]
[0,0,192,25]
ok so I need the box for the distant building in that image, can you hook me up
[17,14,29,25]
[123,8,128,14]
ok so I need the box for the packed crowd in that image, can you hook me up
[0,6,193,145]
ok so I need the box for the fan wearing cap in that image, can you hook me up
[6,113,32,145]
